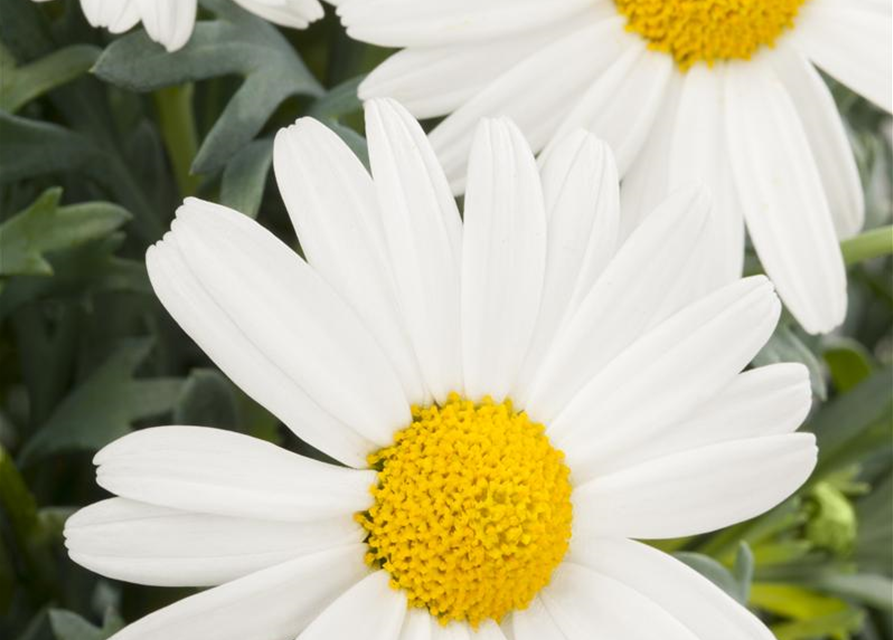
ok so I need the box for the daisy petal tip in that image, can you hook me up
[277,116,322,144]
[801,295,848,336]
[579,130,614,159]
[356,76,378,102]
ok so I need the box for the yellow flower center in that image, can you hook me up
[614,0,809,70]
[357,393,573,627]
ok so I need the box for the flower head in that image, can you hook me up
[65,100,817,639]
[343,0,893,334]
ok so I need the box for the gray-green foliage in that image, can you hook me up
[93,0,323,174]
[0,188,129,278]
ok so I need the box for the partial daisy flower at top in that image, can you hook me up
[65,99,818,640]
[340,0,893,335]
[31,0,324,52]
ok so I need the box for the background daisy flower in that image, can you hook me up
[340,0,893,335]
[31,0,324,51]
[64,99,818,639]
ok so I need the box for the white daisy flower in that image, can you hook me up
[65,99,818,640]
[341,0,893,335]
[33,0,324,52]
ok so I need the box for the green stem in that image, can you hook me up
[841,225,893,266]
[154,84,200,197]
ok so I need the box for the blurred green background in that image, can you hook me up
[1,1,891,639]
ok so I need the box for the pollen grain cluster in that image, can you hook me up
[614,0,809,70]
[357,393,573,626]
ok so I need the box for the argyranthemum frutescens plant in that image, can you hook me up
[63,99,818,639]
[340,0,893,336]
[31,0,323,51]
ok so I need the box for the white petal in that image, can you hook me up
[550,276,782,481]
[619,75,683,238]
[148,198,409,467]
[607,363,812,474]
[233,0,323,28]
[274,118,426,404]
[543,43,673,176]
[523,186,712,421]
[65,498,363,587]
[94,426,375,522]
[364,98,463,402]
[570,538,775,640]
[431,623,471,640]
[107,545,367,640]
[80,0,141,32]
[472,621,508,639]
[725,58,847,334]
[299,571,406,640]
[769,45,864,239]
[338,0,593,47]
[540,563,698,640]
[512,131,619,401]
[511,598,567,640]
[429,17,630,191]
[574,433,817,538]
[359,19,580,119]
[135,0,196,52]
[461,118,546,401]
[789,0,892,112]
[398,608,433,640]
[667,63,745,288]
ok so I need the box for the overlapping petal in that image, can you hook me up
[65,498,363,586]
[364,99,463,402]
[461,118,546,401]
[147,199,410,467]
[93,426,376,521]
[567,538,776,640]
[299,571,407,640]
[103,546,367,640]
[725,58,847,334]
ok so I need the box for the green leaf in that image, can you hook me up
[0,112,99,184]
[0,114,165,241]
[675,549,752,605]
[0,233,151,322]
[809,367,893,481]
[307,76,364,121]
[813,574,893,611]
[855,474,892,572]
[324,120,369,169]
[18,339,182,465]
[0,445,55,592]
[770,608,864,640]
[822,337,873,393]
[49,608,123,640]
[0,444,39,552]
[0,188,129,278]
[0,44,100,113]
[93,0,323,175]
[0,526,14,614]
[753,324,827,400]
[750,540,815,566]
[751,583,851,620]
[174,369,239,430]
[219,138,272,219]
[732,542,756,603]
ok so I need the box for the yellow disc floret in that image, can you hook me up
[357,393,572,627]
[614,0,809,70]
